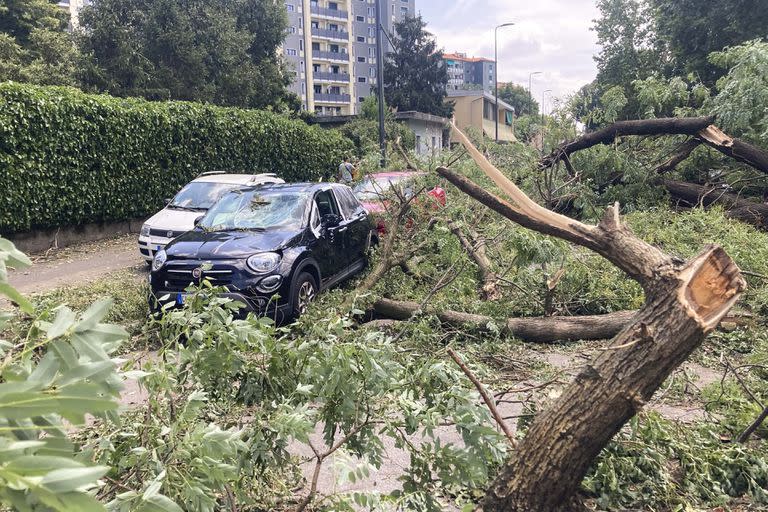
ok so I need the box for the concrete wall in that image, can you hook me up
[8,219,144,254]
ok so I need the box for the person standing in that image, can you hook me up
[338,158,355,184]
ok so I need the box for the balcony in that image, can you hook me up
[314,71,351,82]
[310,5,348,19]
[311,27,349,40]
[312,50,349,62]
[315,93,351,103]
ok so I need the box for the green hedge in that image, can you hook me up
[0,83,353,234]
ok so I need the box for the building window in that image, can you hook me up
[367,7,374,15]
[369,67,375,77]
[286,4,295,11]
[357,36,365,42]
[288,26,296,34]
[368,47,375,56]
[328,1,338,10]
[285,48,297,56]
[357,56,366,62]
[368,27,375,36]
[358,97,365,103]
[432,136,437,148]
[400,6,408,14]
[299,40,304,50]
[358,77,367,82]
[356,15,364,21]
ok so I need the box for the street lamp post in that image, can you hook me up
[541,89,552,125]
[528,71,542,116]
[494,22,514,142]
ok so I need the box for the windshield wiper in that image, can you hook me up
[169,204,206,212]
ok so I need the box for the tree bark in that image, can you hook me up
[540,117,715,168]
[373,298,636,343]
[663,179,768,230]
[440,123,745,512]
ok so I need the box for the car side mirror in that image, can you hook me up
[321,213,341,228]
[193,215,204,227]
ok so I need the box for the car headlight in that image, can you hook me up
[140,224,151,237]
[246,252,281,274]
[152,250,167,272]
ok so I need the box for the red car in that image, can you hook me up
[353,172,446,234]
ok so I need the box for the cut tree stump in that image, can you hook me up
[440,122,745,512]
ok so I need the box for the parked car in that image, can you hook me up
[149,182,374,320]
[138,172,284,262]
[353,171,446,234]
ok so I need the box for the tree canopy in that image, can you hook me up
[589,0,768,121]
[0,0,80,85]
[499,82,538,116]
[384,15,452,118]
[77,0,298,110]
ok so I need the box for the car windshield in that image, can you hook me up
[170,182,243,210]
[199,189,310,232]
[353,175,414,200]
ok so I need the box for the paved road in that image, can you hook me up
[8,235,145,295]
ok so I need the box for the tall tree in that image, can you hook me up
[384,15,452,117]
[650,0,768,86]
[0,0,80,85]
[78,0,298,110]
[498,83,538,116]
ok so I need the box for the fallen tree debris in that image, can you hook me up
[372,298,636,343]
[447,219,501,300]
[441,122,745,512]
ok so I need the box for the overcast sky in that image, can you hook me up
[418,0,600,110]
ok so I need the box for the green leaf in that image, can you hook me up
[137,494,184,512]
[40,465,109,493]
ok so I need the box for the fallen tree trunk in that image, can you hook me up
[663,179,768,230]
[441,122,745,512]
[373,298,636,343]
[697,125,768,175]
[541,116,715,168]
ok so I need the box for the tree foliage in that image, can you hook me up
[77,0,297,110]
[0,0,80,85]
[498,82,538,116]
[590,0,768,120]
[384,15,452,118]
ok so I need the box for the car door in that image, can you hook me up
[333,186,370,268]
[311,189,348,283]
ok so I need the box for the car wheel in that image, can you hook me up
[292,272,318,318]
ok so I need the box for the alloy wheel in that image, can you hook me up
[297,281,316,314]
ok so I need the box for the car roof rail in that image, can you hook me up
[197,171,226,177]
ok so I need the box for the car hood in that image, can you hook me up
[166,229,302,259]
[144,207,205,232]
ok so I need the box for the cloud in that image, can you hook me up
[418,0,600,102]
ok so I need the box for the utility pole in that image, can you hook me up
[375,0,386,167]
[528,71,542,115]
[542,89,552,125]
[494,22,514,142]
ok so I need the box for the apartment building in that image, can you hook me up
[57,0,89,29]
[283,0,415,116]
[443,53,495,93]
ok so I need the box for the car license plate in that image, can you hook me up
[176,292,188,305]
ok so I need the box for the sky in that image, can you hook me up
[418,0,601,111]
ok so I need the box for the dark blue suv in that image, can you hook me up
[149,183,375,320]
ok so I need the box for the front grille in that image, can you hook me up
[150,228,186,238]
[162,266,235,291]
